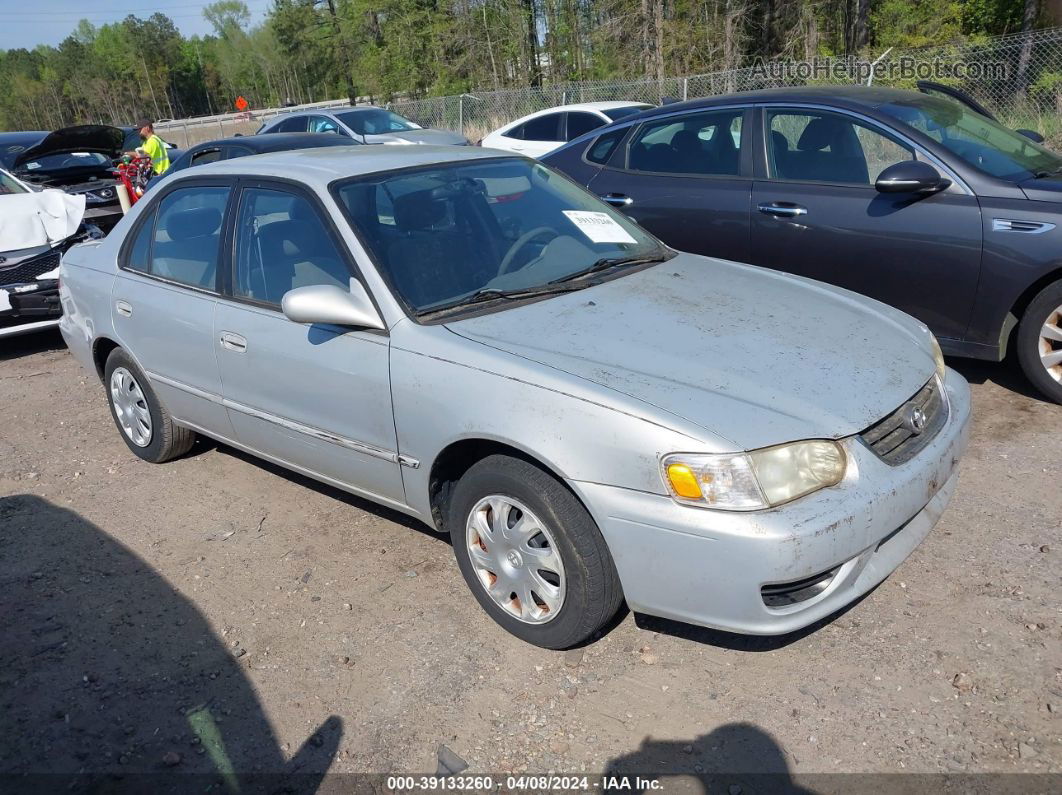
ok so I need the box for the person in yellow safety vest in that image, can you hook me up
[135,118,170,176]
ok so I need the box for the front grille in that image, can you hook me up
[0,250,61,287]
[861,378,947,466]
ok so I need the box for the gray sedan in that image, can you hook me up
[59,146,970,648]
[257,106,469,146]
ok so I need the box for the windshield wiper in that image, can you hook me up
[1033,165,1062,178]
[548,253,670,285]
[417,283,592,318]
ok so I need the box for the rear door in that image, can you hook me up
[112,180,234,435]
[213,180,404,505]
[587,106,754,263]
[748,106,983,342]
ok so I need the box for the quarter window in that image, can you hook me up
[130,186,228,291]
[767,111,913,185]
[628,109,743,175]
[233,187,351,306]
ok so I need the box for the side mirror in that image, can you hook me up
[875,160,950,194]
[1015,128,1045,143]
[281,281,385,331]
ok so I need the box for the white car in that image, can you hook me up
[480,102,653,158]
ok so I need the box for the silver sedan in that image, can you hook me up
[59,146,970,648]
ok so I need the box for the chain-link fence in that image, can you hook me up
[158,26,1062,150]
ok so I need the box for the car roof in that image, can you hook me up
[188,132,354,153]
[184,144,516,188]
[635,85,930,119]
[555,101,653,112]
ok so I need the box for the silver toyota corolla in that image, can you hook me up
[59,146,971,648]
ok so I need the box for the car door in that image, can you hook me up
[587,106,754,263]
[112,180,235,436]
[213,181,405,505]
[749,106,983,342]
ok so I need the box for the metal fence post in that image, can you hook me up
[458,96,464,135]
[683,78,688,101]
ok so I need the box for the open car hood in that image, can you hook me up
[1,190,86,254]
[13,125,124,169]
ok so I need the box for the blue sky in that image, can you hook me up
[0,0,272,51]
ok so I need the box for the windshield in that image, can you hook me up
[878,96,1062,180]
[333,158,668,316]
[336,109,419,136]
[0,169,27,194]
[17,152,111,174]
[602,105,653,121]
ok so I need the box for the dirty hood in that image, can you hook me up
[376,129,469,146]
[447,254,936,450]
[12,125,124,169]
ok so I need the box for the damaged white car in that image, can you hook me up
[1,168,95,339]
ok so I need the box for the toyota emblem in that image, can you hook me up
[902,404,928,435]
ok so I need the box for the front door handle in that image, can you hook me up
[115,300,132,317]
[600,193,633,207]
[758,202,808,218]
[219,331,247,353]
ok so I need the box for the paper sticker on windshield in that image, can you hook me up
[562,211,637,244]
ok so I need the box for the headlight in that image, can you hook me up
[662,440,847,511]
[929,333,946,382]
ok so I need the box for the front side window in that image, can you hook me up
[309,116,340,134]
[335,109,418,136]
[191,148,222,166]
[586,128,626,165]
[334,158,668,316]
[0,169,26,194]
[566,112,604,141]
[233,187,351,306]
[138,186,229,291]
[878,96,1062,181]
[767,111,912,185]
[628,109,743,175]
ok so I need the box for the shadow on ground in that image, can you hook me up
[0,495,342,792]
[604,723,813,793]
[0,328,65,362]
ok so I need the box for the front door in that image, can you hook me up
[588,106,753,264]
[214,183,405,506]
[112,182,234,435]
[749,107,983,343]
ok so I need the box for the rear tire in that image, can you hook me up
[104,348,196,463]
[448,454,623,649]
[1016,280,1062,404]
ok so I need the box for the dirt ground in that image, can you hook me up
[1,329,1059,791]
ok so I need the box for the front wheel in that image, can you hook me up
[1016,280,1062,404]
[448,454,623,649]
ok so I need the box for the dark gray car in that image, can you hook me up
[543,85,1062,403]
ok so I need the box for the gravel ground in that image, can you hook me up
[1,330,1059,790]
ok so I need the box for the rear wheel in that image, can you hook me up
[1016,280,1062,404]
[448,454,623,649]
[104,348,196,463]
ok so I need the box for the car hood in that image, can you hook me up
[13,125,125,169]
[446,254,936,450]
[373,129,468,146]
[1,190,86,256]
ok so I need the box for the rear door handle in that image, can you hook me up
[115,300,132,317]
[758,202,807,218]
[600,193,633,207]
[219,331,247,353]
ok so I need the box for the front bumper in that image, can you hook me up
[1,280,62,338]
[570,370,972,635]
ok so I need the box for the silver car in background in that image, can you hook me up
[257,106,469,146]
[59,146,970,648]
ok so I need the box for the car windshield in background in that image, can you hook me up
[333,158,669,316]
[878,97,1062,181]
[0,170,27,194]
[602,105,652,121]
[18,152,111,173]
[335,109,419,136]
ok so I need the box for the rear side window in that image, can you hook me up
[128,186,229,291]
[628,109,743,176]
[586,128,627,165]
[190,148,221,166]
[519,113,564,143]
[274,115,307,133]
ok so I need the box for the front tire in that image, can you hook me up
[448,454,623,649]
[104,348,196,463]
[1016,280,1062,404]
